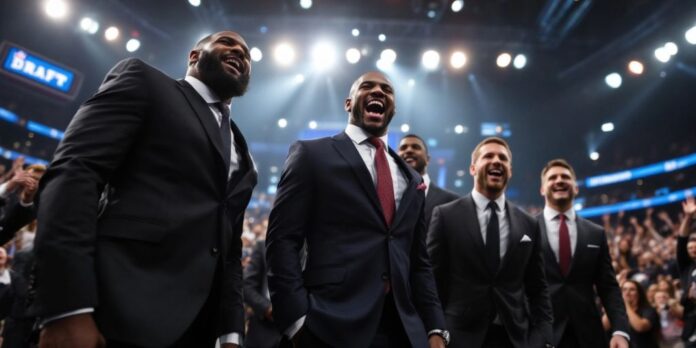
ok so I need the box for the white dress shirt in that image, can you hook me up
[422,173,432,196]
[471,189,509,259]
[0,269,11,285]
[543,206,578,261]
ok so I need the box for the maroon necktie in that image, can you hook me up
[368,137,395,227]
[558,214,571,276]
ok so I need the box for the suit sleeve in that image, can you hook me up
[0,201,36,245]
[524,218,553,344]
[593,226,630,334]
[410,196,446,331]
[427,205,449,307]
[244,241,272,319]
[33,58,148,316]
[266,141,314,332]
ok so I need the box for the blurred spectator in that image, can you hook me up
[654,290,684,348]
[618,279,660,348]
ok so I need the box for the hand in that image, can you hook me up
[221,344,239,348]
[428,335,446,348]
[5,168,34,194]
[39,313,105,348]
[20,176,39,204]
[264,306,274,322]
[609,335,629,348]
[684,197,696,216]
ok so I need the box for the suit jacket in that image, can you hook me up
[424,184,459,227]
[266,132,445,348]
[677,236,696,341]
[0,200,35,245]
[427,194,553,348]
[244,240,281,348]
[33,58,257,347]
[538,214,629,347]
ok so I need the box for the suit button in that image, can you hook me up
[211,247,219,255]
[381,273,389,281]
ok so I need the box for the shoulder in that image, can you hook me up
[577,217,604,236]
[433,185,459,200]
[436,195,468,213]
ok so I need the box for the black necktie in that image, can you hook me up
[214,102,232,171]
[486,201,500,273]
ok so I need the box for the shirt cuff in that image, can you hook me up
[19,199,33,208]
[285,315,306,338]
[41,308,95,327]
[219,332,241,345]
[613,331,630,341]
[0,183,9,199]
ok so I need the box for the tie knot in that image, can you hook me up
[367,137,385,150]
[487,201,499,212]
[558,213,566,222]
[213,102,230,117]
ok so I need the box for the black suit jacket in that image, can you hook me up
[427,194,553,348]
[266,132,446,348]
[538,214,629,347]
[424,184,459,227]
[33,58,257,347]
[244,240,281,348]
[0,200,35,245]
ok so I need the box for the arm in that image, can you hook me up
[0,201,36,246]
[593,226,631,336]
[426,206,449,307]
[676,197,696,272]
[244,241,272,321]
[626,306,652,332]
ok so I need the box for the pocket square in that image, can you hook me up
[416,182,427,191]
[587,244,600,249]
[520,234,532,243]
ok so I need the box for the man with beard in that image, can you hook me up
[33,30,257,348]
[427,137,553,348]
[266,72,447,348]
[397,134,459,226]
[537,159,629,348]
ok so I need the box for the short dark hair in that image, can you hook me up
[401,134,428,154]
[193,34,213,51]
[540,158,576,183]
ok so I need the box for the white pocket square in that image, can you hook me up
[587,244,600,249]
[520,235,532,243]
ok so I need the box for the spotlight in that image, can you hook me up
[274,42,296,66]
[278,118,288,128]
[604,72,622,89]
[352,28,360,37]
[44,0,68,19]
[79,17,99,34]
[451,0,464,12]
[589,151,599,161]
[293,74,305,84]
[654,47,671,63]
[378,34,386,42]
[300,0,312,9]
[104,26,120,41]
[496,53,511,68]
[400,124,410,133]
[380,49,397,64]
[628,60,644,75]
[450,51,467,69]
[188,0,201,6]
[311,41,337,71]
[513,54,527,69]
[126,39,141,52]
[376,59,391,71]
[250,47,263,62]
[422,50,440,71]
[407,79,416,87]
[308,120,318,129]
[686,26,696,45]
[454,124,467,134]
[346,48,361,64]
[601,122,614,132]
[664,42,678,56]
[427,10,437,19]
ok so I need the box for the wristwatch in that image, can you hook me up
[428,329,450,346]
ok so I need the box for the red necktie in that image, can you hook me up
[558,214,571,276]
[368,137,395,227]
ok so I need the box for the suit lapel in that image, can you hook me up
[567,217,588,277]
[500,202,524,272]
[227,118,258,196]
[389,148,416,228]
[331,133,383,218]
[538,215,563,277]
[462,195,487,260]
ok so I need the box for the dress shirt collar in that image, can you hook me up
[184,75,227,107]
[471,189,505,212]
[422,173,431,188]
[543,205,576,222]
[345,124,389,147]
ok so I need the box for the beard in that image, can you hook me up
[410,157,427,174]
[197,51,250,98]
[349,107,394,137]
[476,164,508,195]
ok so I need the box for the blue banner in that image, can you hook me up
[584,153,696,188]
[578,187,695,218]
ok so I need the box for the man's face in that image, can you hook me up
[470,143,511,197]
[541,166,579,209]
[345,72,395,137]
[398,137,429,175]
[190,31,251,99]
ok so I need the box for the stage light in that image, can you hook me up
[346,48,361,64]
[380,49,397,64]
[496,53,511,68]
[590,152,600,161]
[274,42,296,66]
[450,51,467,69]
[311,41,337,70]
[376,59,390,71]
[454,124,466,134]
[378,34,386,42]
[686,26,696,45]
[105,26,120,41]
[604,72,622,89]
[126,39,141,52]
[422,50,440,71]
[400,124,410,133]
[628,60,644,75]
[513,54,527,69]
[601,122,614,132]
[44,0,68,19]
[250,47,263,62]
[664,42,678,56]
[408,79,416,87]
[293,74,305,84]
[79,17,99,34]
[352,28,360,37]
[654,47,671,63]
[308,120,318,129]
[300,0,312,9]
[451,0,464,12]
[427,10,437,19]
[188,0,201,6]
[278,118,288,128]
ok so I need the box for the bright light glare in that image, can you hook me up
[308,120,318,129]
[380,49,397,64]
[311,42,337,70]
[451,0,464,12]
[450,51,467,69]
[400,124,410,133]
[352,28,360,37]
[274,43,296,66]
[454,124,465,134]
[249,47,263,62]
[664,42,678,56]
[188,0,201,6]
[80,17,99,34]
[628,60,644,75]
[407,79,415,87]
[604,72,622,89]
[686,26,696,45]
[44,0,68,19]
[422,50,440,71]
[126,39,141,52]
[601,122,614,132]
[496,53,512,68]
[654,47,671,63]
[293,74,305,84]
[513,54,527,69]
[105,26,120,41]
[300,0,312,9]
[378,34,386,42]
[590,152,600,161]
[278,118,288,128]
[346,48,361,64]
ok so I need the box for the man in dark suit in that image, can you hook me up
[427,136,553,348]
[677,197,696,346]
[244,240,282,348]
[537,159,629,348]
[33,30,257,348]
[266,71,447,348]
[397,134,459,226]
